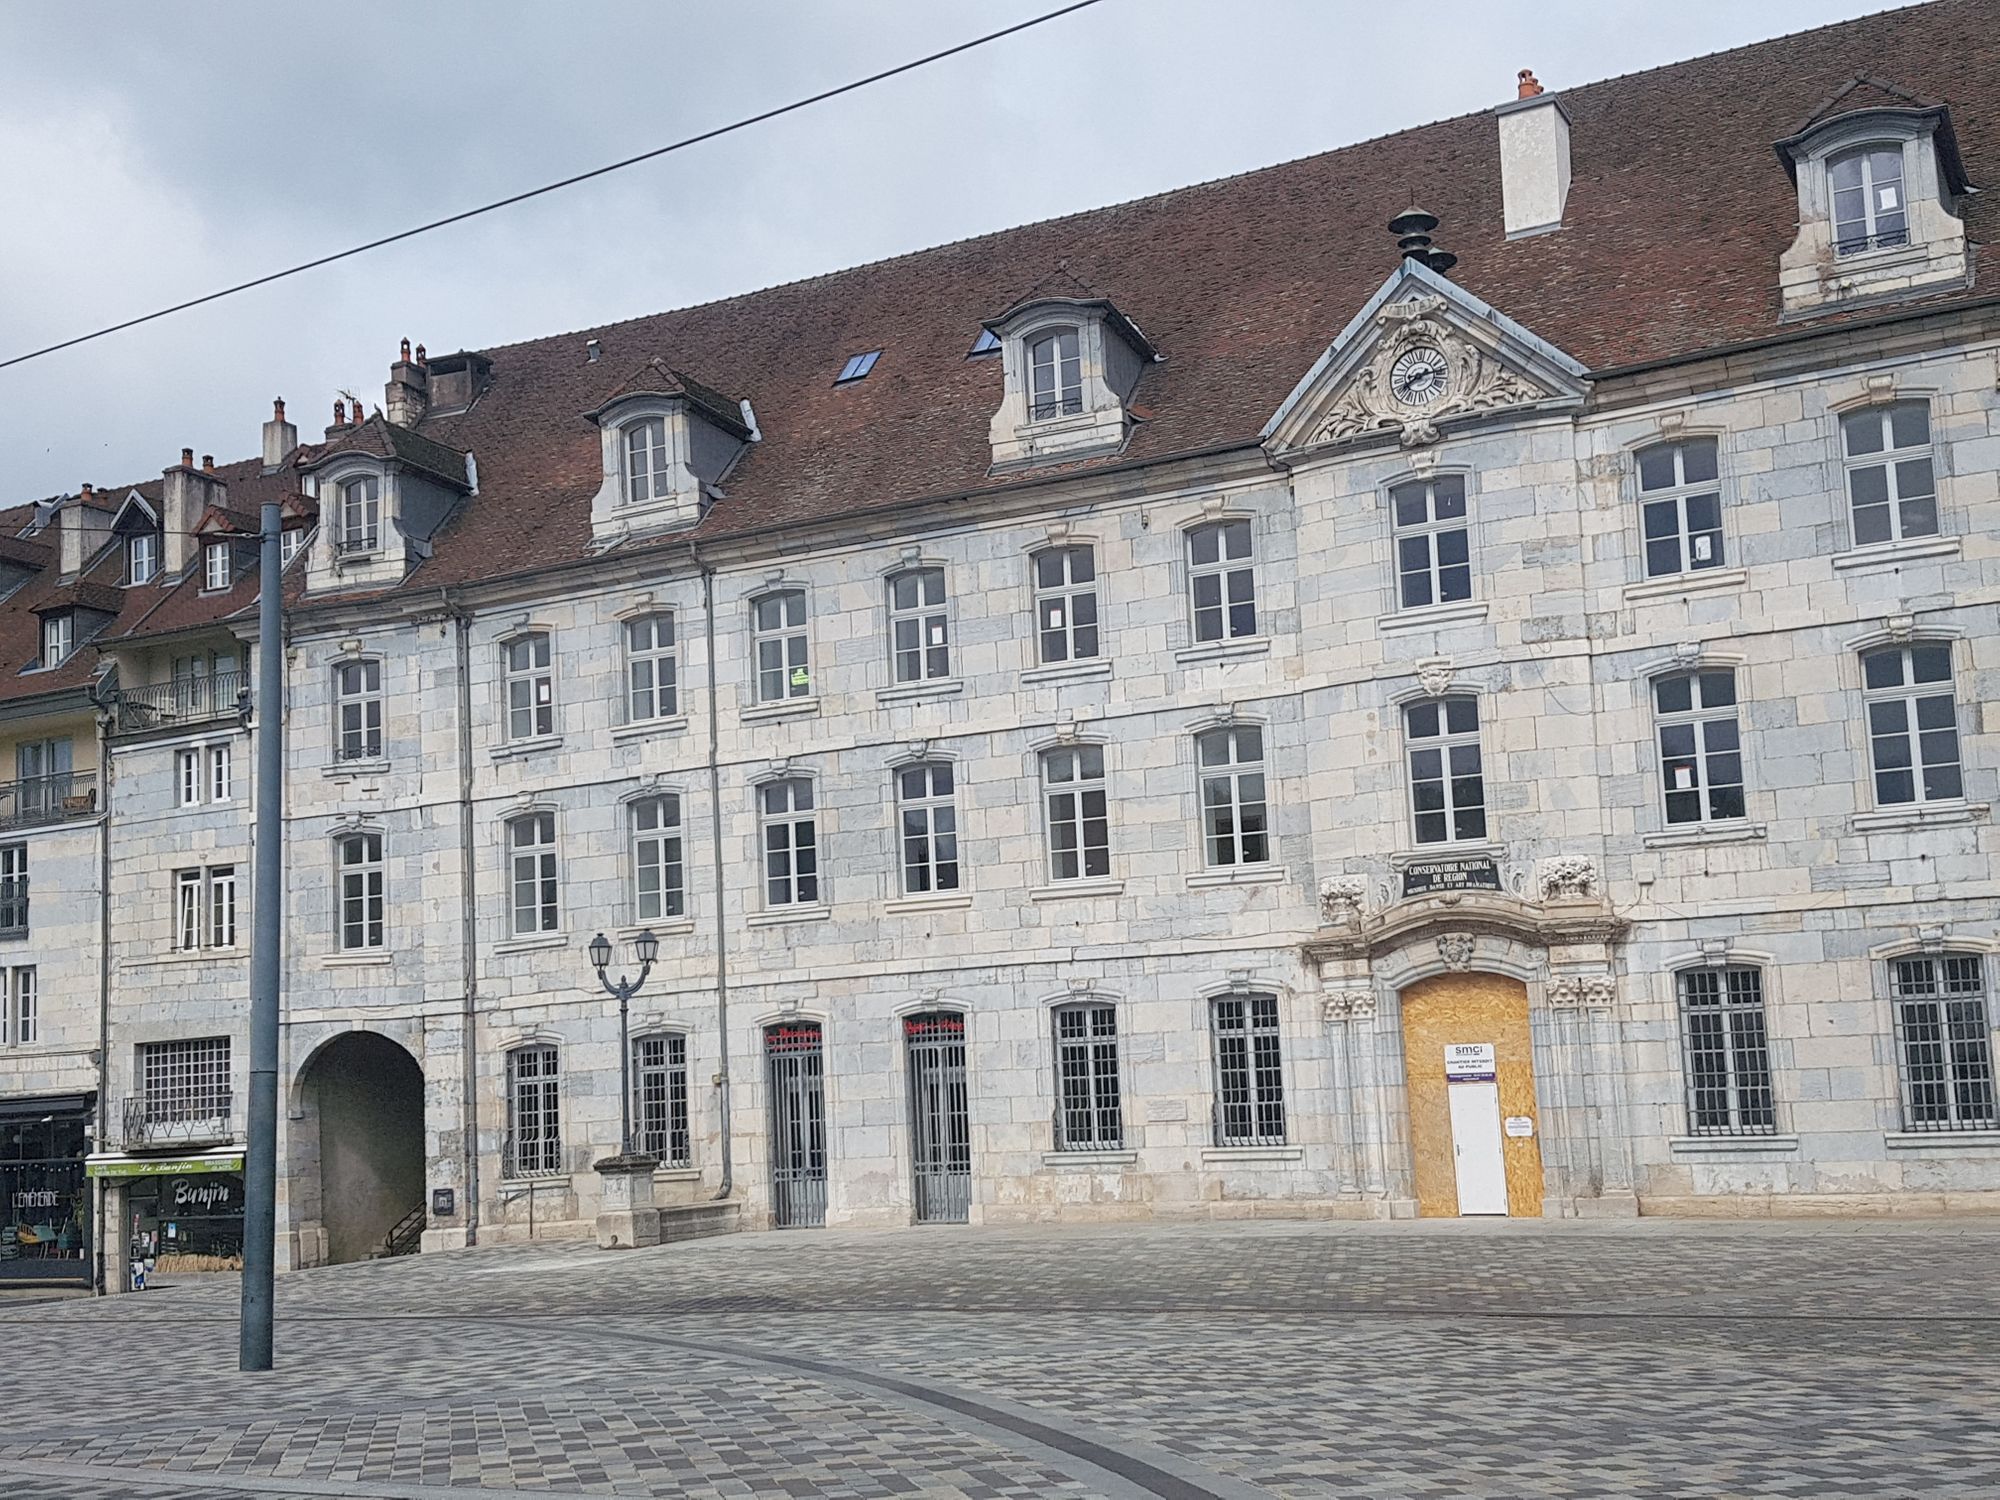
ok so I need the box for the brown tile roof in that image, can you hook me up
[298,414,468,490]
[585,357,751,439]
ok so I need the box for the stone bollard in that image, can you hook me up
[592,1152,662,1249]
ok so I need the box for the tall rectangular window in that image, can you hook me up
[1862,643,1962,806]
[337,831,385,951]
[1637,438,1724,578]
[1197,725,1270,868]
[15,738,70,821]
[1053,1003,1122,1150]
[280,528,305,569]
[633,1033,690,1167]
[335,659,384,760]
[140,1037,231,1126]
[1654,669,1744,825]
[505,1045,563,1177]
[126,531,159,585]
[1027,327,1082,419]
[1677,967,1775,1136]
[504,633,554,741]
[0,844,27,936]
[1830,145,1908,255]
[753,591,811,703]
[1187,521,1256,643]
[508,812,559,935]
[760,778,819,907]
[337,476,381,553]
[1212,992,1285,1145]
[203,542,231,592]
[208,744,232,804]
[9,966,35,1046]
[1041,745,1109,882]
[1391,474,1472,608]
[896,762,959,896]
[1405,696,1486,846]
[1894,956,1996,1131]
[1841,402,1936,546]
[40,613,72,668]
[625,613,678,722]
[1032,545,1099,664]
[622,417,670,505]
[630,795,684,922]
[177,748,202,807]
[888,568,950,683]
[209,866,236,949]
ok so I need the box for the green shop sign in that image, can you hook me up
[86,1155,244,1180]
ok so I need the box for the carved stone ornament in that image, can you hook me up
[1538,857,1598,903]
[1547,972,1617,1009]
[1437,933,1477,971]
[1414,656,1455,698]
[1318,875,1370,925]
[1322,987,1378,1023]
[1311,297,1547,449]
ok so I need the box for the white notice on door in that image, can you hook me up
[1444,1042,1496,1081]
[1504,1115,1535,1138]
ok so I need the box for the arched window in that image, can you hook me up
[622,417,670,505]
[335,476,380,554]
[1040,745,1109,882]
[333,658,383,761]
[631,1032,690,1166]
[1861,643,1962,807]
[1652,668,1744,826]
[1211,992,1285,1146]
[895,762,958,895]
[335,830,385,951]
[1829,145,1908,256]
[1676,966,1775,1136]
[624,611,677,722]
[1390,474,1472,607]
[1031,545,1098,664]
[752,590,810,703]
[1027,327,1081,420]
[759,778,818,907]
[503,632,555,741]
[1186,520,1256,643]
[504,1045,562,1178]
[1195,725,1270,867]
[1404,696,1485,846]
[1052,1001,1121,1150]
[1892,953,1995,1131]
[887,567,950,683]
[507,812,559,934]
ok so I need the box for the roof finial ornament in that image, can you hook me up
[1517,68,1543,99]
[1387,208,1458,277]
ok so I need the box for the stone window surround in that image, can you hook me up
[585,394,707,543]
[1031,731,1113,890]
[1187,712,1276,874]
[1024,529,1104,672]
[1866,936,2000,1142]
[879,552,956,692]
[329,650,386,768]
[497,802,564,947]
[1380,462,1478,615]
[616,603,682,729]
[1621,421,1733,586]
[1177,505,1262,652]
[496,623,559,747]
[751,766,825,914]
[1826,381,1949,555]
[500,1036,565,1182]
[1387,676,1491,852]
[1197,976,1297,1150]
[1844,623,1970,816]
[886,748,961,903]
[1661,947,1787,1139]
[743,576,815,711]
[621,782,688,930]
[310,456,398,569]
[1640,648,1755,838]
[331,819,387,955]
[1039,986,1133,1157]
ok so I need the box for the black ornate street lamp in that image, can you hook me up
[588,929,659,1154]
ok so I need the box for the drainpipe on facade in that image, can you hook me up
[446,591,482,1246]
[694,552,733,1202]
[88,687,112,1295]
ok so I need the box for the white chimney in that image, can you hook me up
[263,397,299,469]
[1497,69,1570,238]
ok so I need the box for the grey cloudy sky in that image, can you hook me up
[0,0,1912,500]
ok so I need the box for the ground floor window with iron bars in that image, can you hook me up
[1053,1002,1122,1150]
[765,1022,826,1227]
[905,1012,970,1222]
[138,1037,231,1127]
[1211,992,1285,1145]
[505,1045,563,1177]
[1676,967,1776,1135]
[1893,955,1997,1131]
[632,1032,690,1167]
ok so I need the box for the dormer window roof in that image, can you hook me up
[583,356,752,544]
[981,288,1159,469]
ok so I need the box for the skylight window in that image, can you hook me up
[968,329,1001,357]
[835,351,881,384]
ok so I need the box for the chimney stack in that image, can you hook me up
[161,447,226,578]
[326,397,348,440]
[262,397,298,470]
[385,336,430,427]
[1497,67,1570,238]
[58,487,114,578]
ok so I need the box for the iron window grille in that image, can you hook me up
[624,612,678,722]
[504,1045,563,1177]
[1053,1002,1122,1150]
[764,1022,828,1228]
[0,844,25,936]
[1893,955,1997,1131]
[896,762,959,895]
[1830,145,1909,255]
[1041,745,1109,882]
[1636,438,1724,577]
[630,794,685,922]
[622,417,671,505]
[1027,327,1082,419]
[507,812,559,935]
[1861,643,1962,807]
[334,659,384,760]
[1186,520,1256,643]
[1032,545,1100,664]
[337,831,385,950]
[760,778,819,907]
[140,1037,231,1126]
[1391,474,1473,608]
[335,476,381,554]
[1212,992,1286,1145]
[1197,725,1270,868]
[1841,402,1937,546]
[1677,967,1777,1136]
[632,1032,691,1166]
[503,633,555,740]
[203,541,231,592]
[1654,669,1745,825]
[752,590,811,703]
[5,965,34,1046]
[1406,695,1486,846]
[887,567,951,683]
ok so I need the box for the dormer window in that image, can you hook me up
[202,542,231,592]
[1830,146,1907,255]
[983,294,1158,468]
[584,360,751,544]
[1028,328,1082,419]
[622,417,670,504]
[40,613,72,668]
[336,476,380,555]
[125,531,158,585]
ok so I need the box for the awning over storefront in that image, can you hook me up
[0,1093,93,1121]
[86,1150,244,1179]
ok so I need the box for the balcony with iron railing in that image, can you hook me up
[109,671,249,737]
[119,1092,237,1150]
[0,771,96,833]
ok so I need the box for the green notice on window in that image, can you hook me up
[86,1155,244,1179]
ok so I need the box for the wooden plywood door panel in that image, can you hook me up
[1401,971,1544,1218]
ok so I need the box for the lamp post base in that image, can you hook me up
[592,1153,662,1249]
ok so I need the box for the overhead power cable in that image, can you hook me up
[0,0,1106,373]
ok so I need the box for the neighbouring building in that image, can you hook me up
[3,2,1998,1288]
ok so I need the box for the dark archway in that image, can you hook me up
[302,1032,424,1264]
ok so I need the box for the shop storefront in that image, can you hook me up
[1,1095,95,1283]
[86,1148,245,1284]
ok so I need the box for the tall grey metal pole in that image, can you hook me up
[240,500,283,1371]
[618,984,632,1155]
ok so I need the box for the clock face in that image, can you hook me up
[1389,345,1450,406]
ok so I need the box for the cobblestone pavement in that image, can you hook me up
[5,1216,2000,1497]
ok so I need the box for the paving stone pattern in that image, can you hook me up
[5,1219,2000,1497]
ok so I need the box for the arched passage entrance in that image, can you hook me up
[297,1032,425,1264]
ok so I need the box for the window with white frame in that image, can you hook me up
[1636,438,1724,578]
[1027,327,1082,420]
[507,812,558,935]
[203,542,231,592]
[209,744,231,804]
[1041,745,1109,882]
[176,748,202,808]
[1653,669,1744,825]
[759,778,819,907]
[633,1032,690,1166]
[503,633,554,741]
[1677,967,1776,1136]
[887,567,950,684]
[1862,643,1962,807]
[40,613,72,669]
[173,865,235,950]
[1893,954,1996,1131]
[1053,1002,1122,1149]
[280,527,306,569]
[896,762,959,896]
[139,1037,231,1126]
[1186,520,1256,643]
[334,659,384,761]
[505,1045,563,1177]
[622,417,671,505]
[752,590,811,703]
[630,794,684,922]
[336,476,381,553]
[1032,545,1099,664]
[1196,725,1270,868]
[1841,402,1937,546]
[0,845,24,935]
[1212,992,1285,1146]
[1405,696,1486,846]
[1829,145,1908,255]
[5,966,35,1046]
[624,613,677,722]
[1391,475,1472,608]
[336,831,385,951]
[126,530,159,586]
